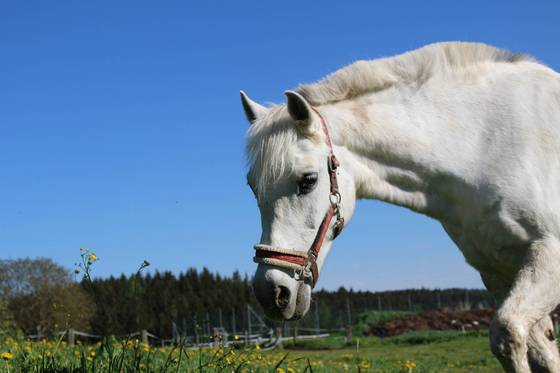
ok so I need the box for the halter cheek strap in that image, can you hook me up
[253,107,344,288]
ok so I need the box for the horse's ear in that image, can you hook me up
[285,91,315,133]
[285,90,311,121]
[240,91,267,125]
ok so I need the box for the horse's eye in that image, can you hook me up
[298,172,318,195]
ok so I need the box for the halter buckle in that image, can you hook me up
[329,191,341,206]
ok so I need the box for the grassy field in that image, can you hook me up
[0,330,502,372]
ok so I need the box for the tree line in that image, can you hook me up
[0,258,495,339]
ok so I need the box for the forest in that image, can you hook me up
[0,258,495,339]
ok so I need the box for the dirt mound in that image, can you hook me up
[366,309,495,337]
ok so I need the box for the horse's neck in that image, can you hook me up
[323,89,461,221]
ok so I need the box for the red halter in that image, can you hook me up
[253,107,344,288]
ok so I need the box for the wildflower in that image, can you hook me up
[402,360,417,371]
[276,368,286,373]
[359,361,371,369]
[90,350,96,358]
[1,352,14,361]
[255,343,261,350]
[88,253,98,262]
[234,335,240,341]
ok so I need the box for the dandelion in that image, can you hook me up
[402,360,417,372]
[1,352,13,361]
[359,361,371,369]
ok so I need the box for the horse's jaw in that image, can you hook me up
[252,264,311,321]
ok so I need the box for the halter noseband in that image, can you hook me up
[253,107,345,288]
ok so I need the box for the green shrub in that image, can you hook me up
[354,310,415,336]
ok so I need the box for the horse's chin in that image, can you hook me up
[252,265,312,321]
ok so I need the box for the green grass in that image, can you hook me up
[283,330,500,372]
[0,331,502,372]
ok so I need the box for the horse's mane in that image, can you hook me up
[246,42,535,197]
[296,42,534,106]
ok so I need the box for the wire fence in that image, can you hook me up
[23,290,495,349]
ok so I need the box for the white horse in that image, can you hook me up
[241,42,560,372]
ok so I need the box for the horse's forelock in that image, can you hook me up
[246,106,299,199]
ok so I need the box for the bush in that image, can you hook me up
[354,310,414,336]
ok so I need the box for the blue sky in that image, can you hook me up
[1,1,558,291]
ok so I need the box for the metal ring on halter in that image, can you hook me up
[329,192,341,206]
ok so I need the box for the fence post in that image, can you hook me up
[247,304,252,336]
[231,307,237,335]
[345,325,353,344]
[213,327,220,348]
[141,330,148,345]
[276,327,283,349]
[244,330,249,347]
[68,329,75,347]
[315,300,320,335]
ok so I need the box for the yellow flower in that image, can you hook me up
[234,335,240,341]
[255,344,261,350]
[89,253,98,261]
[1,352,14,361]
[359,361,370,369]
[90,351,96,358]
[287,368,296,373]
[276,368,286,373]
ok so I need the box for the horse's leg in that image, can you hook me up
[527,315,560,373]
[489,236,560,373]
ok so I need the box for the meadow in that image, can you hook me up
[0,330,502,373]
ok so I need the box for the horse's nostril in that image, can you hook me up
[274,286,291,309]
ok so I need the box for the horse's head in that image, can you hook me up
[241,90,357,320]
